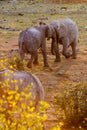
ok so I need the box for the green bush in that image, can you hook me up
[54,82,87,129]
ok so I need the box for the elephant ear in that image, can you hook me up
[46,25,58,40]
[44,25,54,40]
[59,23,67,38]
[49,25,57,39]
[49,25,55,35]
[46,25,52,40]
[50,20,60,36]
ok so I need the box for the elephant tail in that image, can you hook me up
[32,74,44,102]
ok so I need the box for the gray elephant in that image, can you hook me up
[18,24,60,69]
[50,17,79,59]
[39,21,61,62]
[0,69,44,109]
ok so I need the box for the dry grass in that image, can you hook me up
[0,1,87,130]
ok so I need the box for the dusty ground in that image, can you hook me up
[36,44,87,130]
[0,1,87,130]
[1,38,87,130]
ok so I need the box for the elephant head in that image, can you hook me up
[50,20,67,39]
[50,20,60,30]
[39,21,57,40]
[47,25,57,40]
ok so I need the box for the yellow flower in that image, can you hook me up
[9,101,16,107]
[15,86,19,91]
[11,79,18,83]
[4,72,10,77]
[7,95,13,100]
[27,106,35,112]
[21,103,26,109]
[9,65,13,69]
[7,119,11,125]
[51,125,61,130]
[42,114,47,121]
[0,99,3,105]
[8,90,15,95]
[25,93,31,100]
[59,122,64,126]
[15,93,20,101]
[21,91,26,96]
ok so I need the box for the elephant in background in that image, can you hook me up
[18,24,60,69]
[50,17,79,59]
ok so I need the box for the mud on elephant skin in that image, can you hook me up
[18,24,60,69]
[0,69,44,109]
[50,17,79,59]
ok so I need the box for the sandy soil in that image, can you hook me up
[1,38,87,130]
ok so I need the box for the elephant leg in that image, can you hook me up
[27,52,36,68]
[41,41,49,67]
[19,49,25,60]
[53,41,61,62]
[71,41,77,59]
[51,39,55,55]
[62,38,71,58]
[33,51,39,65]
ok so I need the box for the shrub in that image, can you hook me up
[7,54,25,71]
[54,82,87,129]
[0,53,25,71]
[0,78,50,130]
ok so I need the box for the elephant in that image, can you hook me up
[18,26,49,68]
[18,24,60,69]
[39,21,61,62]
[50,17,79,59]
[0,69,44,109]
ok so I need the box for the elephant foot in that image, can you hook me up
[54,58,61,62]
[72,56,77,59]
[44,64,49,67]
[33,61,39,65]
[62,52,71,59]
[70,54,77,59]
[51,52,55,55]
[65,55,70,59]
[44,63,53,70]
[65,53,71,59]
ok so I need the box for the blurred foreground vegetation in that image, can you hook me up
[0,1,87,130]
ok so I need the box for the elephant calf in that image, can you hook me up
[39,21,61,62]
[0,69,44,109]
[18,25,49,68]
[18,25,60,68]
[50,17,79,59]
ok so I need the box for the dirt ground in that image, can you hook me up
[32,44,87,130]
[1,37,87,130]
